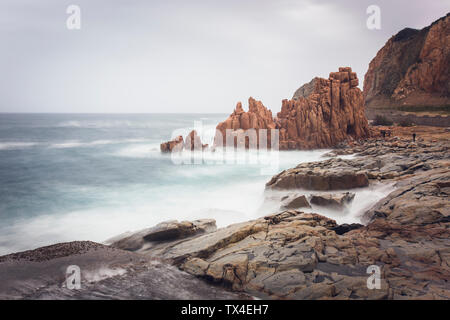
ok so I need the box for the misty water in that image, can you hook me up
[0,114,393,255]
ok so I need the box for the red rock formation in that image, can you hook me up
[276,67,370,149]
[160,135,184,153]
[184,130,208,151]
[215,68,370,150]
[364,13,450,109]
[160,130,207,152]
[214,97,276,148]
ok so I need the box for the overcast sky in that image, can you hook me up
[1,0,449,113]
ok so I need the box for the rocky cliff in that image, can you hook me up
[215,67,370,150]
[364,13,450,109]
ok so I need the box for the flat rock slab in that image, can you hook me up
[0,241,245,300]
[266,158,369,191]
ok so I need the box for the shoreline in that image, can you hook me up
[1,125,449,299]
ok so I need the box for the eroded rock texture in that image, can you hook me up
[277,67,370,149]
[215,68,370,150]
[214,97,276,149]
[364,13,450,109]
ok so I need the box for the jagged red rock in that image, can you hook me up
[160,135,184,153]
[160,130,207,152]
[184,130,208,151]
[215,67,370,150]
[214,98,276,148]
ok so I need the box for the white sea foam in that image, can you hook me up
[338,154,357,160]
[0,177,396,256]
[83,267,127,283]
[48,139,150,149]
[262,182,396,225]
[56,120,161,129]
[0,142,39,150]
[113,143,161,158]
[0,180,265,255]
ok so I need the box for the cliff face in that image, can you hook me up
[364,13,450,109]
[215,67,370,150]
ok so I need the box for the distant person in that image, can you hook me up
[387,130,391,137]
[381,130,386,138]
[412,132,416,142]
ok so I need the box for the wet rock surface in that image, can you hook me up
[266,159,369,190]
[109,219,217,253]
[0,241,245,300]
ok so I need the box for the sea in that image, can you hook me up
[0,113,394,255]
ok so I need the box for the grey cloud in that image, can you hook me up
[0,0,448,113]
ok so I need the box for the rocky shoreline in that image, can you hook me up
[2,127,448,300]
